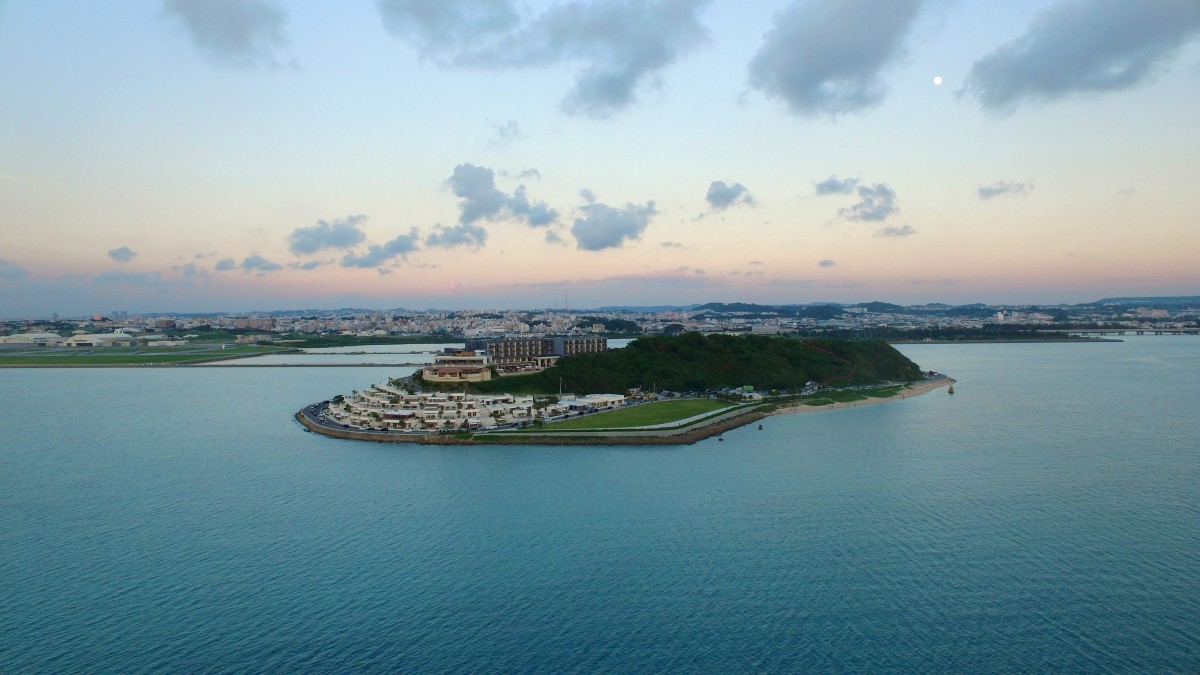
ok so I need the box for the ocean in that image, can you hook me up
[2,337,1197,672]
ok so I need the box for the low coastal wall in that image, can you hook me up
[296,377,952,447]
[295,407,770,446]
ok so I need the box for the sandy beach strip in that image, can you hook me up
[768,376,953,417]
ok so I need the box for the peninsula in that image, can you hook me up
[296,334,950,446]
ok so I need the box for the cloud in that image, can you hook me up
[240,254,283,272]
[288,260,326,271]
[94,269,164,286]
[425,223,488,249]
[660,241,685,248]
[341,229,421,267]
[748,0,923,116]
[288,215,368,255]
[161,0,294,68]
[0,258,29,280]
[509,185,559,226]
[379,0,712,117]
[748,260,764,265]
[378,0,519,56]
[517,168,542,181]
[818,259,837,267]
[813,175,859,195]
[962,0,1200,113]
[448,163,558,229]
[171,262,209,278]
[490,119,523,147]
[840,183,898,221]
[875,224,916,237]
[449,163,509,224]
[978,180,1031,200]
[571,200,656,251]
[705,180,755,210]
[107,246,137,263]
[214,258,237,271]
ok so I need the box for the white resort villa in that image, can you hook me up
[326,382,627,432]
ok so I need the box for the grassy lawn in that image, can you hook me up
[539,399,733,430]
[801,385,904,406]
[0,345,285,366]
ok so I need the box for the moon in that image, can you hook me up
[933,76,944,86]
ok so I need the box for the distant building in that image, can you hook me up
[421,350,493,383]
[63,332,134,347]
[0,332,64,346]
[464,337,608,369]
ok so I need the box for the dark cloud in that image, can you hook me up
[448,163,558,229]
[425,223,488,249]
[509,185,559,226]
[571,200,656,251]
[341,230,421,267]
[449,163,508,224]
[380,0,712,117]
[705,180,755,210]
[840,183,898,221]
[240,254,283,272]
[818,259,836,267]
[978,180,1031,200]
[875,224,917,238]
[161,0,294,68]
[288,214,368,255]
[813,175,859,195]
[517,168,542,181]
[0,257,29,280]
[107,246,137,263]
[748,0,923,116]
[963,0,1200,113]
[214,258,236,271]
[660,241,685,248]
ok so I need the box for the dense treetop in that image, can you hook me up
[466,333,925,395]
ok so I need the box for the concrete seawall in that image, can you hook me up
[295,406,770,446]
[295,376,952,447]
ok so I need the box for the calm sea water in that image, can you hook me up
[2,337,1198,672]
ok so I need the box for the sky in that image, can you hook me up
[1,0,1198,317]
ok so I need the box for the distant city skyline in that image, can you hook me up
[2,0,1198,318]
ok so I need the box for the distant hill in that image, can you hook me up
[856,301,907,313]
[594,305,700,312]
[467,333,926,394]
[1092,296,1200,306]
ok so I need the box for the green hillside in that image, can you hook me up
[466,333,925,394]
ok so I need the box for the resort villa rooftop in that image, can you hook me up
[327,383,627,432]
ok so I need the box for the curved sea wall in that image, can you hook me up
[296,406,770,446]
[296,377,952,447]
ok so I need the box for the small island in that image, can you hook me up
[296,334,953,446]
